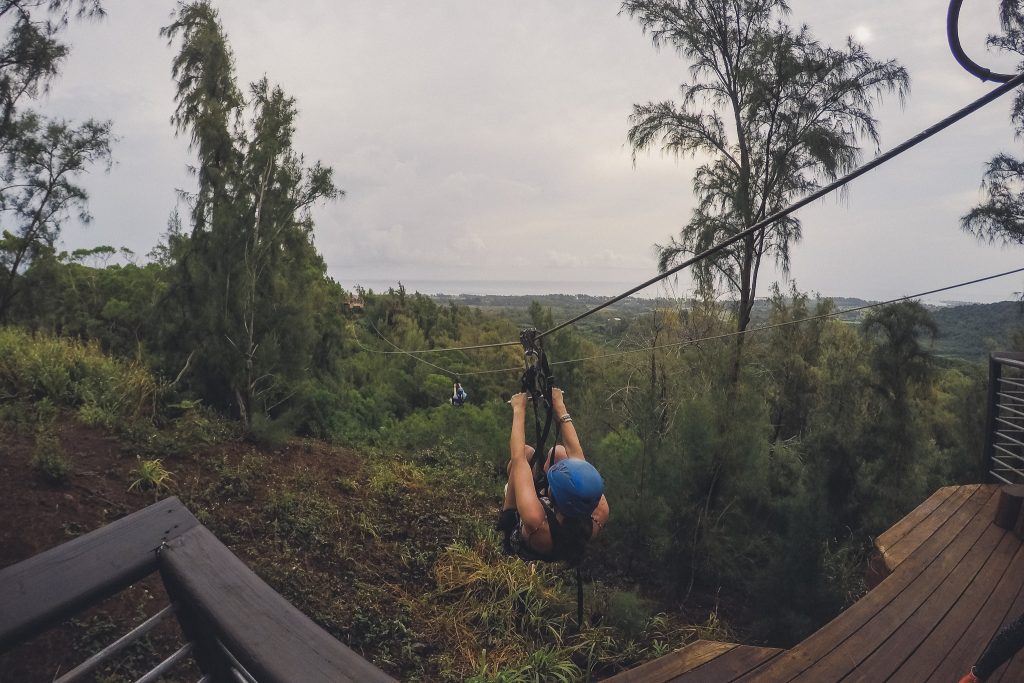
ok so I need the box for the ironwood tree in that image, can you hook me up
[622,0,908,378]
[962,0,1024,245]
[162,1,340,424]
[0,1,111,322]
[0,115,111,321]
[860,300,938,523]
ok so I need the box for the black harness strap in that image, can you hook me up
[520,328,558,493]
[576,567,584,631]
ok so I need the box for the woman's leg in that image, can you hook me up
[504,445,535,510]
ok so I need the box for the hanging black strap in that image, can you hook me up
[576,566,584,632]
[519,328,557,492]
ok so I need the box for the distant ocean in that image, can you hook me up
[337,278,989,305]
[340,279,673,299]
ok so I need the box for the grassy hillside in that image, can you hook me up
[0,328,710,682]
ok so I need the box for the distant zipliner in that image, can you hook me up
[450,382,468,407]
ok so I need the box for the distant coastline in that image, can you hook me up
[340,278,985,307]
[340,278,670,299]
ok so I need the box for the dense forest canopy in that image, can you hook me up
[2,1,1024,681]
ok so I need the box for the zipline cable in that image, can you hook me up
[947,0,1017,83]
[366,338,521,354]
[361,321,462,378]
[537,72,1024,340]
[452,264,1024,377]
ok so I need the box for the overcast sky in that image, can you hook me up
[38,0,1024,302]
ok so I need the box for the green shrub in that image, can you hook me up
[247,412,291,450]
[169,399,235,446]
[0,327,159,425]
[366,458,427,495]
[467,646,582,683]
[265,489,339,547]
[128,457,174,495]
[31,431,70,485]
[604,589,654,639]
[287,380,383,444]
[209,453,266,501]
[77,400,113,427]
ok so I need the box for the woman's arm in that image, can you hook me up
[552,388,584,460]
[509,394,545,531]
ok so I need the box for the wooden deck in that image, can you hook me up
[607,484,1024,682]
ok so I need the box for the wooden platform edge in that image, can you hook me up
[0,497,199,652]
[867,485,982,588]
[874,486,958,556]
[159,524,396,683]
[602,640,738,682]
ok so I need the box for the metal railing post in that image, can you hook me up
[986,353,1002,480]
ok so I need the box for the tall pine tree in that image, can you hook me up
[161,1,340,423]
[622,0,908,379]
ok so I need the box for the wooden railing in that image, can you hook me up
[0,497,395,683]
[987,352,1024,484]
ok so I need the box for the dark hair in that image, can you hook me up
[551,514,593,567]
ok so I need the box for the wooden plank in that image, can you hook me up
[603,641,737,682]
[158,525,396,683]
[884,485,982,572]
[737,484,994,682]
[888,531,1022,681]
[844,523,1008,680]
[0,497,198,652]
[869,486,962,589]
[875,486,958,561]
[789,487,1001,682]
[670,645,783,682]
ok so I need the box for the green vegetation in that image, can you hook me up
[0,326,159,426]
[30,430,70,485]
[1,1,1022,681]
[128,457,174,495]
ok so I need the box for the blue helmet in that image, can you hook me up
[547,459,604,518]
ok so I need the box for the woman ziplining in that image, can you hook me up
[496,388,609,565]
[495,328,609,570]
